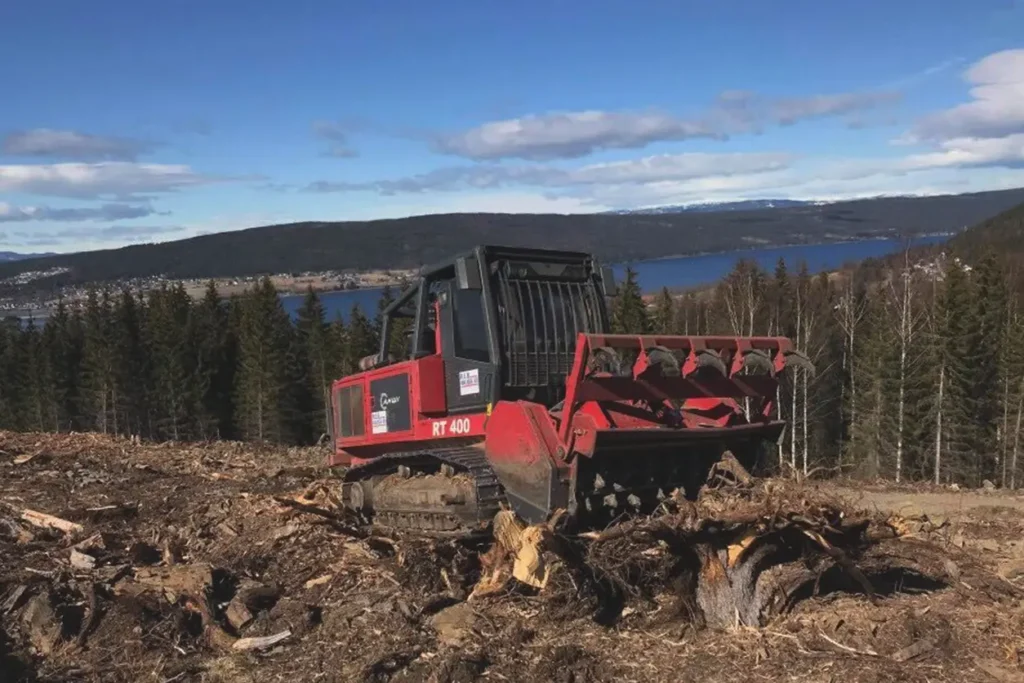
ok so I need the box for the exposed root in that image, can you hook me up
[470,480,979,631]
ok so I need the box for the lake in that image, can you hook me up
[280,235,950,322]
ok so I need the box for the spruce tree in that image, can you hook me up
[345,304,378,369]
[378,285,413,360]
[331,314,353,376]
[79,287,116,433]
[610,267,650,334]
[43,300,81,432]
[848,291,893,478]
[1004,303,1024,488]
[770,258,794,338]
[146,285,192,440]
[17,319,52,432]
[971,252,1007,482]
[234,278,293,443]
[651,287,677,334]
[191,281,232,439]
[294,287,335,442]
[112,287,150,438]
[0,319,21,429]
[938,257,978,485]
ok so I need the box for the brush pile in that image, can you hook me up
[470,478,984,632]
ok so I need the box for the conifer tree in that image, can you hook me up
[882,253,928,482]
[1004,302,1024,488]
[377,285,413,360]
[79,288,117,433]
[16,319,53,432]
[651,287,677,334]
[112,287,150,437]
[610,267,650,334]
[938,257,977,485]
[0,319,22,429]
[848,291,893,478]
[770,258,794,338]
[294,288,336,441]
[345,304,378,369]
[191,281,232,439]
[331,313,352,376]
[234,278,293,443]
[972,252,1007,482]
[147,284,193,440]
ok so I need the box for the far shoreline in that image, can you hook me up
[3,233,954,323]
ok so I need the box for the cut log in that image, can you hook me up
[1,503,85,535]
[232,629,291,651]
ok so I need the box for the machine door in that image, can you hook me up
[438,282,499,414]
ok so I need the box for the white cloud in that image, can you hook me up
[0,201,157,222]
[433,110,724,161]
[341,191,609,219]
[2,129,156,161]
[432,90,898,161]
[909,49,1024,142]
[901,133,1024,170]
[311,120,360,158]
[0,162,220,199]
[307,151,795,195]
[565,152,793,186]
[8,224,185,248]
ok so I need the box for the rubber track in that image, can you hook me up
[342,445,505,534]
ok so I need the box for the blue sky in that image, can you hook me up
[2,0,1024,253]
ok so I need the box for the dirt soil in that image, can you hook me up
[2,432,1024,683]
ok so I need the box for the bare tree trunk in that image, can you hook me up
[777,385,784,469]
[834,276,865,463]
[891,255,916,484]
[935,365,944,485]
[802,369,809,476]
[839,343,847,467]
[791,285,802,473]
[1013,375,1024,490]
[1002,376,1011,487]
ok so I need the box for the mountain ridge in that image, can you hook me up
[2,187,1024,292]
[0,252,57,263]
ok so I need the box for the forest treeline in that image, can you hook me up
[0,281,390,448]
[2,232,1024,489]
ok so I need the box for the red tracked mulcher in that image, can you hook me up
[327,245,813,536]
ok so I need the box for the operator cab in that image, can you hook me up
[366,245,617,410]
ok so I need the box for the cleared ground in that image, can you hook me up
[2,432,1023,683]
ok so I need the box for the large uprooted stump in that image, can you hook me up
[471,480,962,630]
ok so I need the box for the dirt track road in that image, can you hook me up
[832,484,1024,518]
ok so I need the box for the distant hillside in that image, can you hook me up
[947,201,1024,259]
[0,252,56,263]
[849,199,1024,290]
[2,187,1024,293]
[606,198,818,214]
